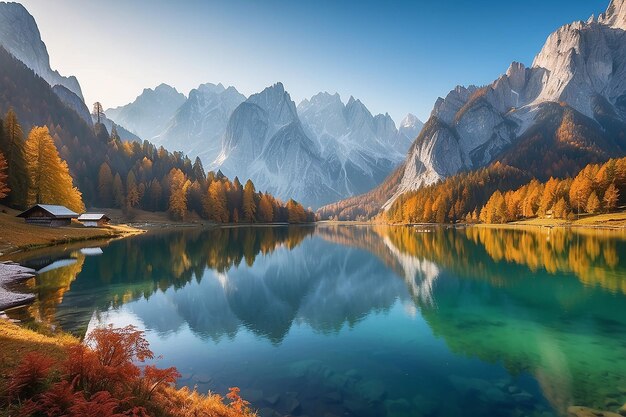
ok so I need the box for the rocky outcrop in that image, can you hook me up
[154,83,245,165]
[53,85,92,126]
[0,2,83,100]
[214,84,420,208]
[0,262,36,310]
[217,83,338,208]
[383,0,626,209]
[398,113,424,147]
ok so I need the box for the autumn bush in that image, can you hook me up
[2,325,256,417]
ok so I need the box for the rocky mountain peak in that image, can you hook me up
[248,82,298,127]
[600,0,626,28]
[400,113,421,128]
[0,2,83,100]
[197,82,226,95]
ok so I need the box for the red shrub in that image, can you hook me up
[7,352,54,401]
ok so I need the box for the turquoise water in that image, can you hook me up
[10,225,626,417]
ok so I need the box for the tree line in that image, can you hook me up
[385,157,626,225]
[0,109,313,223]
[385,162,530,224]
[479,157,626,223]
[0,109,84,212]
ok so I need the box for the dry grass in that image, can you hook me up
[510,210,626,228]
[0,205,142,257]
[0,320,256,417]
[0,319,75,412]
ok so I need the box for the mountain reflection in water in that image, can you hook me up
[11,225,626,417]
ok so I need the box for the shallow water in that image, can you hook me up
[9,225,626,417]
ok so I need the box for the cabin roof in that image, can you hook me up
[17,204,79,219]
[77,213,110,221]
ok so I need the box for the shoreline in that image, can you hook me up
[0,261,37,311]
[0,219,316,311]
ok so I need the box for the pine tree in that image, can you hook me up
[168,168,190,220]
[126,171,139,209]
[586,191,601,214]
[553,197,569,219]
[603,183,619,213]
[242,179,257,222]
[98,163,114,206]
[258,193,274,223]
[110,123,120,142]
[24,126,84,212]
[147,179,162,211]
[1,109,28,208]
[112,173,125,208]
[0,151,9,199]
[192,157,206,184]
[92,102,104,124]
[208,180,228,223]
[286,199,306,223]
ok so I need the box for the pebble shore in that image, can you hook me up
[0,261,36,310]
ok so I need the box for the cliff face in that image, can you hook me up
[0,2,84,100]
[384,0,626,209]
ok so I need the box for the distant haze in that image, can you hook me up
[20,0,608,123]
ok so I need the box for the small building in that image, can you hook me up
[77,213,110,227]
[17,204,78,227]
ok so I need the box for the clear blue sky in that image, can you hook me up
[20,0,609,123]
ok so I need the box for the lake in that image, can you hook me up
[8,225,626,417]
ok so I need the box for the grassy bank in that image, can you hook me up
[0,319,256,417]
[507,211,626,228]
[0,206,143,258]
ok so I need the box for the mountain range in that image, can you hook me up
[3,0,624,215]
[105,82,422,208]
[319,0,626,218]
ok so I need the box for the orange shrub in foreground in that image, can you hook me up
[2,325,256,417]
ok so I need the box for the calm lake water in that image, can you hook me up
[9,225,626,417]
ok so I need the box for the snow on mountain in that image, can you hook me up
[153,83,245,164]
[296,92,419,205]
[217,83,339,208]
[214,85,420,208]
[106,81,418,208]
[106,83,186,141]
[384,0,626,209]
[398,113,424,149]
[0,2,83,100]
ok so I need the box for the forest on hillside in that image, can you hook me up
[0,112,313,223]
[386,158,626,224]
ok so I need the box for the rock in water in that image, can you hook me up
[568,406,623,417]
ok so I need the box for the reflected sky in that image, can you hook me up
[11,225,626,417]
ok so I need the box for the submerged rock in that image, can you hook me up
[240,388,263,403]
[264,394,281,406]
[354,380,387,403]
[258,407,281,417]
[324,391,342,404]
[568,406,623,417]
[384,398,412,417]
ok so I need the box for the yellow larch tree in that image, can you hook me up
[0,151,9,199]
[24,126,84,212]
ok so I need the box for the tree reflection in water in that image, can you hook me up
[10,224,626,415]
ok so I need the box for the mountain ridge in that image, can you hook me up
[0,2,83,100]
[319,0,626,218]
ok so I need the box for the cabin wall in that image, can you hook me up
[24,218,71,227]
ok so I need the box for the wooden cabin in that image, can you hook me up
[17,204,78,227]
[77,213,110,227]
